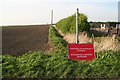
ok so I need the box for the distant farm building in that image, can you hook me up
[89,22,120,36]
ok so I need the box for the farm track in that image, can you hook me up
[2,25,50,56]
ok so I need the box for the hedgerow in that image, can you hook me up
[1,26,120,78]
[56,13,90,34]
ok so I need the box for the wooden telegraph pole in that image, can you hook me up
[76,8,79,44]
[51,10,53,27]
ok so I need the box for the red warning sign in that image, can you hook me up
[68,43,95,61]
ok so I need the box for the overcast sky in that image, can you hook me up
[0,0,120,26]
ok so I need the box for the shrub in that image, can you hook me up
[56,13,90,34]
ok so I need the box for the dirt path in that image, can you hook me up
[2,25,50,56]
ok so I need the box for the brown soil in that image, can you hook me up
[94,35,120,52]
[64,33,120,52]
[63,33,91,43]
[2,25,50,56]
[55,27,91,43]
[55,27,120,52]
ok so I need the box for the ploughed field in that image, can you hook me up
[2,25,50,56]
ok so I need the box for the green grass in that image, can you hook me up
[2,50,120,78]
[1,26,120,78]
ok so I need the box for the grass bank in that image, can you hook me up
[1,26,120,78]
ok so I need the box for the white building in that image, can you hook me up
[101,24,106,30]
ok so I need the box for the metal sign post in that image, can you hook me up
[76,8,79,44]
[68,8,96,61]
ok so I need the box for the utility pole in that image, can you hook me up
[51,10,53,26]
[76,8,79,44]
[118,1,120,22]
